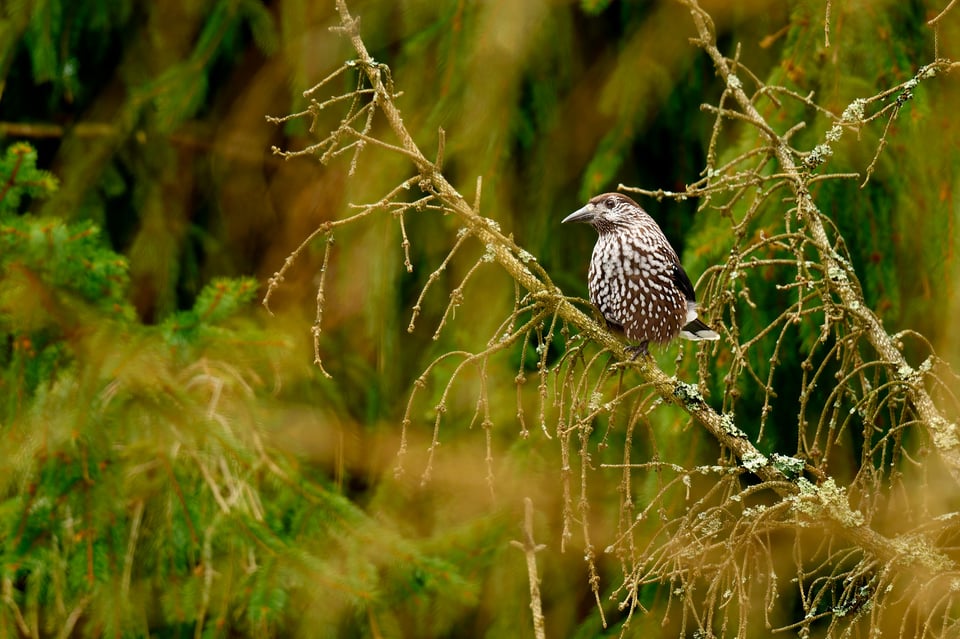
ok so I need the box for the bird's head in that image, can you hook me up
[562,192,646,232]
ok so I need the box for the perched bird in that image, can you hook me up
[562,192,719,354]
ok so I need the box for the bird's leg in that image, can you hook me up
[625,342,650,361]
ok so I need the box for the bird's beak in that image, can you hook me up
[562,203,595,224]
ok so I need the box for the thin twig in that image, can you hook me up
[510,498,547,639]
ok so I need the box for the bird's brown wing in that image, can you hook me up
[670,260,697,304]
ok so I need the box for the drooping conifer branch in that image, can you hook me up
[317,0,959,587]
[678,0,960,484]
[327,0,784,480]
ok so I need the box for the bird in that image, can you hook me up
[562,192,719,355]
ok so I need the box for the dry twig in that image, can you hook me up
[265,1,960,634]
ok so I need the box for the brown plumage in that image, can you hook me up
[562,192,719,352]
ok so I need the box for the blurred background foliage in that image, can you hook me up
[1,0,958,636]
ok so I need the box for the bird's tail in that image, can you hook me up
[679,318,720,341]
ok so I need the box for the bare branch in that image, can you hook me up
[510,498,547,639]
[679,0,960,485]
[266,2,960,634]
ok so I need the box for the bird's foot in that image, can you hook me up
[625,342,650,361]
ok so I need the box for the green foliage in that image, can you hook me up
[2,0,959,636]
[1,143,129,403]
[0,143,493,636]
[146,0,279,133]
[4,0,282,319]
[161,277,259,344]
[580,0,614,15]
[18,0,134,104]
[0,143,58,213]
[1,216,131,311]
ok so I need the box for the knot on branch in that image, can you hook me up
[330,14,361,37]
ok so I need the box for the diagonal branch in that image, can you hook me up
[329,0,956,579]
[677,0,960,485]
[330,0,776,481]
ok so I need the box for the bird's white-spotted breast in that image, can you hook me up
[562,192,720,350]
[588,231,685,344]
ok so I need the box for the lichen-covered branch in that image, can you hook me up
[678,0,960,484]
[264,2,960,634]
[328,0,783,482]
[319,0,959,585]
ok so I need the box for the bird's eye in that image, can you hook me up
[605,198,616,209]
